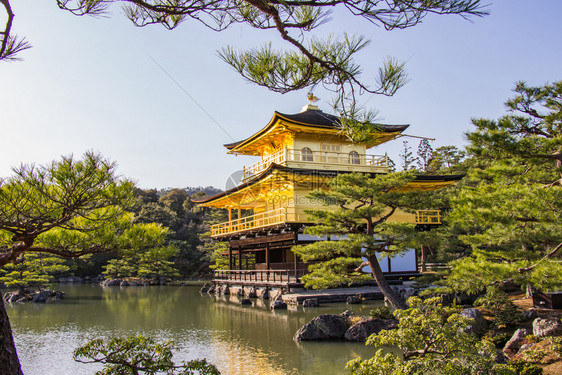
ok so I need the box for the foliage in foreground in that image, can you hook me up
[346,297,538,375]
[74,335,220,375]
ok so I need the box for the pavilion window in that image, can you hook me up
[301,147,313,162]
[349,151,360,164]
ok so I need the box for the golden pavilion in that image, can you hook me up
[195,102,461,288]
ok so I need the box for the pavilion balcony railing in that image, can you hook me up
[213,269,306,284]
[415,210,441,224]
[242,147,389,181]
[211,207,303,237]
[211,207,442,237]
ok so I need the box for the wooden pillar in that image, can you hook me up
[238,207,241,220]
[229,246,233,270]
[238,247,242,270]
[294,231,298,275]
[266,242,270,270]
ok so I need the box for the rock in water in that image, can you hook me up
[200,283,211,293]
[102,279,122,287]
[344,318,398,342]
[271,300,287,310]
[241,298,252,306]
[293,312,352,341]
[53,290,64,300]
[302,298,319,307]
[346,295,362,304]
[32,290,50,303]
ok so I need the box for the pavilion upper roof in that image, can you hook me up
[224,107,410,156]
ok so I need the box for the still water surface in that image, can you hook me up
[6,285,381,375]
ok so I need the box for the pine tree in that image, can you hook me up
[0,253,69,294]
[0,152,170,374]
[293,172,444,309]
[399,141,418,171]
[446,81,562,294]
[416,139,434,172]
[428,146,466,174]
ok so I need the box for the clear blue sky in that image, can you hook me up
[1,1,561,190]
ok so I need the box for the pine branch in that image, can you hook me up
[518,241,562,274]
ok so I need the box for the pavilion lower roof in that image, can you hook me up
[193,164,463,208]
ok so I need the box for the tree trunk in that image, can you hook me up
[0,291,24,375]
[526,284,535,299]
[420,245,427,272]
[367,255,408,310]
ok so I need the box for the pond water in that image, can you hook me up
[6,285,382,375]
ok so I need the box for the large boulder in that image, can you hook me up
[503,328,530,356]
[532,318,562,338]
[460,308,487,335]
[293,311,353,341]
[344,318,398,342]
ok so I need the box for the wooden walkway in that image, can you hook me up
[282,286,385,304]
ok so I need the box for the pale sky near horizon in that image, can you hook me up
[1,1,561,190]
